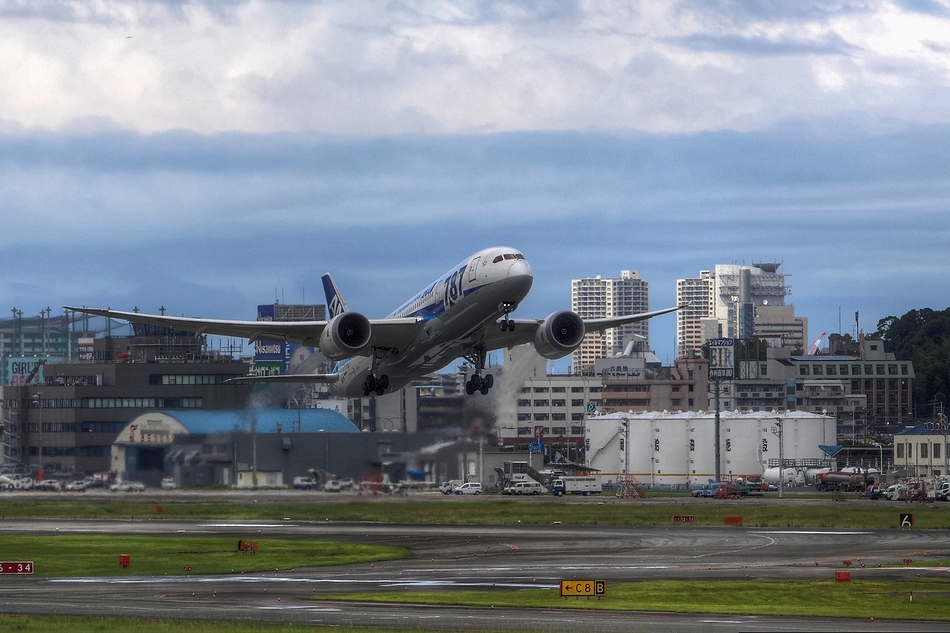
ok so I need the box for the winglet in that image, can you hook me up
[321,273,349,319]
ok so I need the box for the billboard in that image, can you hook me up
[6,357,61,386]
[255,304,288,365]
[708,338,736,380]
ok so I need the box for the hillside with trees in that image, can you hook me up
[876,307,950,415]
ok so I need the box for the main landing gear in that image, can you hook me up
[361,348,391,397]
[466,372,493,396]
[361,373,389,397]
[464,345,494,396]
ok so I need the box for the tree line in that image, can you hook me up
[876,307,950,414]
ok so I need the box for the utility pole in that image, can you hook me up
[714,379,722,482]
[772,417,784,499]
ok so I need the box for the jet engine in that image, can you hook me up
[319,312,372,360]
[533,310,586,359]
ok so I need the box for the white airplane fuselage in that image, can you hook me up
[329,247,533,398]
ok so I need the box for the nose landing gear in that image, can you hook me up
[498,301,518,331]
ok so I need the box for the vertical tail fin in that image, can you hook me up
[322,273,349,319]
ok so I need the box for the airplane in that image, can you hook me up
[66,246,680,398]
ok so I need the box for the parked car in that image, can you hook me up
[64,480,87,492]
[110,481,145,492]
[692,482,720,498]
[35,479,61,492]
[161,477,178,490]
[337,477,356,491]
[323,480,342,492]
[292,476,316,490]
[454,482,482,495]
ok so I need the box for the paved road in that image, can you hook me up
[0,517,948,631]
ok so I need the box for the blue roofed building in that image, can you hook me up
[113,408,359,486]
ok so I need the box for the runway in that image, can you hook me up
[0,518,948,631]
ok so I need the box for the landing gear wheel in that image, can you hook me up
[484,373,494,389]
[479,381,490,396]
[362,374,377,396]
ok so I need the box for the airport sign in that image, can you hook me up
[0,561,34,574]
[559,579,606,597]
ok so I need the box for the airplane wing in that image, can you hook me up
[475,305,684,352]
[65,306,329,346]
[226,373,340,384]
[64,306,423,351]
[581,305,684,334]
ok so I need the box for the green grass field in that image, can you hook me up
[326,578,950,621]
[0,495,947,630]
[1,495,948,528]
[0,535,410,576]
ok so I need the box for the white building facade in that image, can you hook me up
[584,410,836,488]
[676,264,796,358]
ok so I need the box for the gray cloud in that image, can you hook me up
[2,119,949,363]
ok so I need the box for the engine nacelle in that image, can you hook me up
[319,312,372,360]
[533,310,586,360]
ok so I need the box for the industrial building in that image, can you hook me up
[584,410,837,488]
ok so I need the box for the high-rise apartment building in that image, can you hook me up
[571,271,650,372]
[675,271,715,358]
[677,263,794,358]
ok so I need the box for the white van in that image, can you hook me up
[454,482,483,495]
[511,481,545,495]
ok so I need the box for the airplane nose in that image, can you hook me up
[507,259,533,295]
[508,258,532,279]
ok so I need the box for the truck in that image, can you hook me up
[815,471,869,492]
[549,476,602,496]
[3,474,34,491]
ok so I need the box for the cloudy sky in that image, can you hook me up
[2,0,950,366]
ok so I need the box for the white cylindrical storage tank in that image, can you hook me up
[724,417,759,476]
[654,413,688,488]
[585,410,835,489]
[689,414,716,483]
[629,416,653,479]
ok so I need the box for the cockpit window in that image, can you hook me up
[493,252,524,263]
[493,255,503,263]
